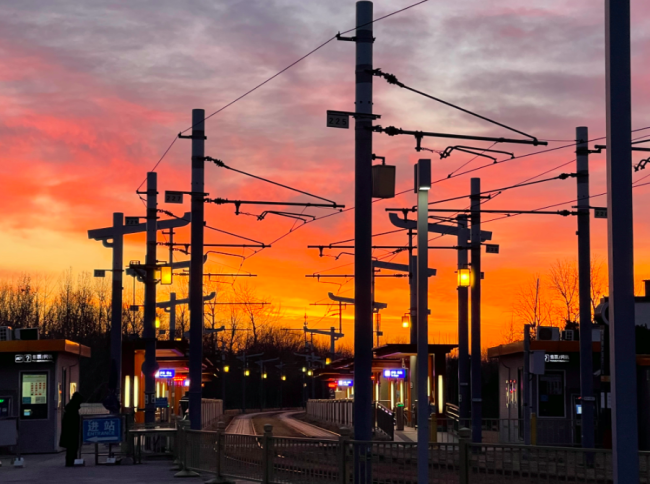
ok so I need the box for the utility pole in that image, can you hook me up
[576,126,595,449]
[157,291,216,341]
[416,159,431,484]
[143,172,158,425]
[189,108,205,430]
[255,358,279,410]
[457,214,470,422]
[605,2,638,482]
[470,177,482,443]
[352,1,374,453]
[523,324,531,445]
[89,213,191,407]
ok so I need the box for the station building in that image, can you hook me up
[317,343,456,425]
[121,339,216,423]
[0,338,91,453]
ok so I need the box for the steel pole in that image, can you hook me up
[416,159,431,484]
[605,2,638,481]
[110,213,124,406]
[189,108,205,430]
[523,324,531,445]
[470,178,482,443]
[353,0,373,443]
[409,253,417,345]
[143,173,158,424]
[457,214,470,422]
[576,126,595,448]
[169,293,176,341]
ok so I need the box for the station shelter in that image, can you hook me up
[317,343,456,425]
[121,339,216,423]
[0,339,91,453]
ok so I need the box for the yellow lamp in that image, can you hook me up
[223,365,229,373]
[244,369,250,376]
[281,375,286,381]
[302,367,306,373]
[325,358,331,365]
[160,265,173,285]
[307,370,313,376]
[458,268,471,288]
[155,316,161,329]
[402,314,410,328]
[263,373,267,379]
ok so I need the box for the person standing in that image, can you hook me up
[59,392,83,467]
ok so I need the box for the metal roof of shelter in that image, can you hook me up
[0,339,91,358]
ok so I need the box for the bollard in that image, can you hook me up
[205,421,233,484]
[429,414,437,443]
[262,424,274,484]
[338,427,351,484]
[458,427,471,484]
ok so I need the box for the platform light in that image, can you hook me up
[245,369,250,376]
[160,265,173,285]
[155,316,161,329]
[263,373,267,379]
[457,268,471,288]
[281,375,286,381]
[302,367,306,373]
[325,358,331,365]
[402,314,410,328]
[223,365,229,373]
[307,370,313,376]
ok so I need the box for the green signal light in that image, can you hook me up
[0,399,5,403]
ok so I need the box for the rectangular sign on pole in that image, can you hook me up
[594,207,608,219]
[125,217,140,226]
[326,111,350,129]
[165,191,184,204]
[485,244,499,254]
[82,416,122,444]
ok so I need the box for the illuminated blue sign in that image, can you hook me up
[337,379,353,387]
[383,369,406,379]
[157,369,175,379]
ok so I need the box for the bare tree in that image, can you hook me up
[549,259,579,326]
[513,275,555,328]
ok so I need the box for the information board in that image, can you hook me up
[20,373,48,419]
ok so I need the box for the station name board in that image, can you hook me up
[337,379,353,387]
[383,369,406,379]
[15,354,53,364]
[545,353,570,363]
[156,369,175,378]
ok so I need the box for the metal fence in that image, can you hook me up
[306,399,353,427]
[201,398,223,430]
[172,423,650,484]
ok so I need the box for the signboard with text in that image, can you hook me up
[15,354,53,364]
[337,379,353,387]
[383,369,406,379]
[83,416,122,443]
[157,369,175,379]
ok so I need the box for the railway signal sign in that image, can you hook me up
[485,244,499,254]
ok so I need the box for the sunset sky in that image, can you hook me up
[2,0,650,348]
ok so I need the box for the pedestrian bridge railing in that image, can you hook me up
[170,423,650,484]
[306,399,353,428]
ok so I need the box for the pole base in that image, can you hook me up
[205,477,235,484]
[174,469,200,478]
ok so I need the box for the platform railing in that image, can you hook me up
[174,424,650,484]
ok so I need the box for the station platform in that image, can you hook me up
[0,452,255,484]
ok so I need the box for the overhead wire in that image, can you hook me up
[135,0,430,191]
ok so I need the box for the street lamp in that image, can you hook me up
[302,367,307,373]
[281,375,286,381]
[155,315,161,329]
[307,369,313,376]
[457,267,471,288]
[245,368,250,377]
[263,372,267,379]
[160,265,173,285]
[223,365,229,373]
[402,314,410,328]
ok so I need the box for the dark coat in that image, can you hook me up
[59,398,82,449]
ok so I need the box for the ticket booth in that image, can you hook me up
[0,339,91,453]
